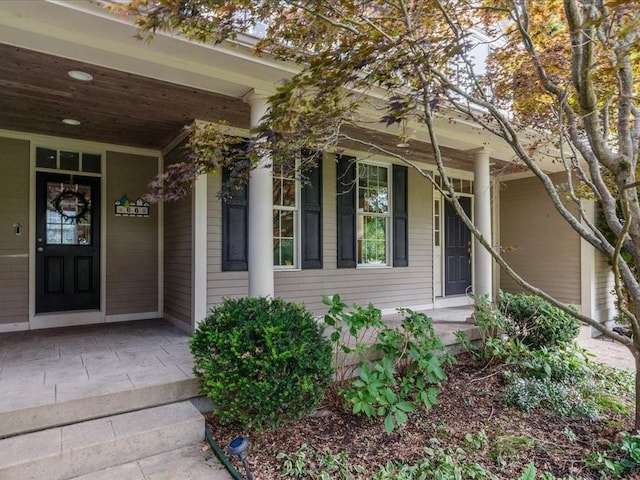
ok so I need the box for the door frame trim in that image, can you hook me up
[439,192,474,299]
[24,132,162,329]
[30,144,105,328]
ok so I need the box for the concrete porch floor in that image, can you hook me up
[0,319,197,438]
[0,319,193,401]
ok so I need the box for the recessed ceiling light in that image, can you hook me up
[62,118,81,126]
[68,70,93,82]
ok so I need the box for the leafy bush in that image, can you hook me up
[499,292,580,349]
[516,343,592,382]
[190,296,333,431]
[323,295,451,433]
[456,294,512,364]
[458,295,632,421]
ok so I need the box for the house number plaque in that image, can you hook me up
[114,194,150,217]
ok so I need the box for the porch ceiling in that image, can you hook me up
[0,43,251,150]
[0,42,514,173]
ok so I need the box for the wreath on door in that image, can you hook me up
[51,190,91,224]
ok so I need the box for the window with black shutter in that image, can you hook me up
[301,159,323,269]
[336,157,409,268]
[393,164,409,267]
[222,152,324,271]
[336,155,357,268]
[221,168,248,271]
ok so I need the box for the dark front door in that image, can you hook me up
[444,196,472,296]
[36,172,100,313]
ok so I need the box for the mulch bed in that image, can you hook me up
[207,356,635,479]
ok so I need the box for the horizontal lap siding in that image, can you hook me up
[163,145,193,328]
[206,157,433,316]
[500,175,581,305]
[594,250,615,321]
[105,152,159,316]
[0,137,29,325]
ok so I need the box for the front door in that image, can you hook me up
[35,172,100,313]
[444,196,472,296]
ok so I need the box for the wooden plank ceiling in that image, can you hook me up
[0,43,250,149]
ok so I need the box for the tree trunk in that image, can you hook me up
[634,348,640,431]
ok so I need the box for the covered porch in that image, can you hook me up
[0,0,509,335]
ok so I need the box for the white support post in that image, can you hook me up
[192,172,208,327]
[244,89,274,297]
[471,148,493,299]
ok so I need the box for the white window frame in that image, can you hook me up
[357,161,391,267]
[273,156,300,270]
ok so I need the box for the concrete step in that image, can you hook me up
[0,370,199,439]
[0,401,204,480]
[68,445,231,480]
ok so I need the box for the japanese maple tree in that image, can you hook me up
[118,0,640,428]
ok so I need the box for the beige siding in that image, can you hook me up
[0,137,30,325]
[105,152,159,316]
[594,250,615,321]
[163,145,193,329]
[499,174,581,305]
[206,156,433,316]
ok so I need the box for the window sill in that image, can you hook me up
[356,264,392,269]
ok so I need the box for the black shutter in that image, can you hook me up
[301,159,323,269]
[393,164,409,267]
[336,155,357,268]
[222,168,248,271]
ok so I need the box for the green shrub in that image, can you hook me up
[456,295,512,364]
[190,296,333,432]
[323,295,450,433]
[516,343,592,382]
[499,292,580,349]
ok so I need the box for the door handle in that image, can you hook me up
[37,247,43,252]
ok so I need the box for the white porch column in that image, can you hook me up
[192,172,208,326]
[244,90,274,297]
[472,148,493,299]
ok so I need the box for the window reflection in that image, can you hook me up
[46,182,92,245]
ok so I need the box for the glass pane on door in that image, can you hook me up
[46,182,92,245]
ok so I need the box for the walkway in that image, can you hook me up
[577,331,635,371]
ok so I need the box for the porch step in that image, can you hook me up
[68,445,231,480]
[0,401,205,480]
[0,373,199,439]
